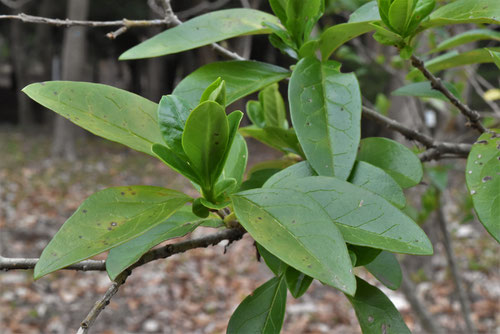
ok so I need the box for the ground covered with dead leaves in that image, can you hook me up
[1,129,498,333]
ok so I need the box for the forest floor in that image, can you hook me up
[0,128,499,334]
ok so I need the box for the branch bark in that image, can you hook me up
[409,55,487,133]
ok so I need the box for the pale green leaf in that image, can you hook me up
[120,9,279,59]
[289,57,361,180]
[22,82,162,157]
[424,0,500,28]
[173,61,290,107]
[429,29,500,54]
[34,186,190,279]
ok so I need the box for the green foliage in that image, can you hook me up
[34,186,191,279]
[466,130,500,242]
[120,9,280,59]
[22,0,500,332]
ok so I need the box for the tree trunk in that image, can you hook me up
[10,5,32,128]
[52,0,90,160]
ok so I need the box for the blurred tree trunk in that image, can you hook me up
[52,0,89,160]
[10,4,32,128]
[144,9,166,102]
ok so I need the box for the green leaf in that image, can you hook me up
[466,130,500,242]
[192,197,210,218]
[273,176,433,255]
[320,2,380,60]
[424,0,500,28]
[429,29,500,54]
[348,245,382,267]
[22,82,162,157]
[157,95,191,157]
[240,169,282,191]
[220,133,248,187]
[348,161,406,209]
[387,0,415,34]
[257,243,287,276]
[404,0,435,36]
[173,61,290,107]
[240,126,303,156]
[227,276,287,334]
[34,186,190,279]
[358,137,423,188]
[407,47,500,79]
[214,111,244,183]
[370,22,404,46]
[349,1,381,23]
[365,251,402,290]
[246,100,266,128]
[259,83,288,129]
[269,0,288,24]
[232,188,355,294]
[285,266,314,298]
[106,207,219,280]
[263,161,317,188]
[392,81,461,101]
[347,277,411,334]
[286,0,323,46]
[120,9,279,59]
[151,143,200,184]
[377,0,392,28]
[289,57,361,180]
[200,77,226,107]
[182,101,229,191]
[319,22,377,60]
[488,49,500,70]
[214,178,238,199]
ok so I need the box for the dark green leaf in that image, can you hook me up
[259,83,288,129]
[273,176,433,255]
[106,207,220,280]
[227,276,287,334]
[377,0,392,28]
[348,161,406,209]
[34,186,190,279]
[263,161,316,188]
[257,243,287,276]
[320,23,377,60]
[347,277,410,334]
[348,245,382,267]
[22,82,162,157]
[405,0,435,35]
[200,77,226,107]
[219,133,248,187]
[365,251,402,290]
[232,188,355,294]
[392,81,461,101]
[424,0,500,28]
[173,61,290,107]
[157,95,191,157]
[285,266,314,298]
[120,9,279,59]
[239,126,303,156]
[286,0,323,46]
[151,143,200,184]
[269,0,288,24]
[240,168,281,191]
[387,0,415,34]
[246,100,266,128]
[192,198,210,218]
[358,137,423,188]
[429,29,500,54]
[182,101,229,190]
[289,57,361,180]
[466,130,500,242]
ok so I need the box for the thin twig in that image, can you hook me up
[76,227,246,333]
[362,106,472,161]
[436,200,477,334]
[0,13,173,28]
[0,256,105,271]
[410,55,487,133]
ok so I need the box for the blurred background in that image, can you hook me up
[0,0,498,333]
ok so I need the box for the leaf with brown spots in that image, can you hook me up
[34,186,191,279]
